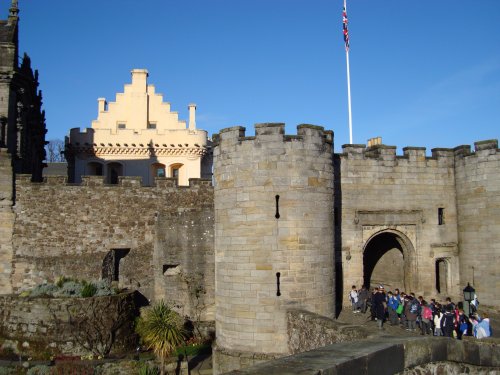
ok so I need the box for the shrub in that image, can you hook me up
[56,276,75,288]
[138,363,160,375]
[136,300,186,375]
[81,282,97,297]
[53,281,83,297]
[22,278,117,298]
[29,283,58,297]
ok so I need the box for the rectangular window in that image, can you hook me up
[147,122,157,129]
[438,208,445,225]
[117,123,126,129]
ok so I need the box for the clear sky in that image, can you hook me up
[8,0,500,152]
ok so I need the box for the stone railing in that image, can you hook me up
[287,309,368,354]
[225,335,500,374]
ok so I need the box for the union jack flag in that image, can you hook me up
[343,5,349,51]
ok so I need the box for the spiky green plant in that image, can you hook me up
[135,300,186,375]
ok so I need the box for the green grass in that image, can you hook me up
[174,343,211,357]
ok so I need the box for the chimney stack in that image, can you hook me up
[97,98,107,113]
[130,69,148,92]
[188,103,196,130]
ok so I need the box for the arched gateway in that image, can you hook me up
[363,230,416,292]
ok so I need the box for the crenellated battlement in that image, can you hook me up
[340,138,498,164]
[212,123,333,149]
[15,174,212,189]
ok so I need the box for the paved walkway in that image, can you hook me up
[337,309,427,338]
[189,307,499,374]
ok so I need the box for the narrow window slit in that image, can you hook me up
[276,272,281,296]
[275,195,280,219]
[438,208,445,225]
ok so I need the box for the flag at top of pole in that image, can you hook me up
[343,2,349,51]
[343,0,353,144]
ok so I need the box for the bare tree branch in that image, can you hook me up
[46,139,65,162]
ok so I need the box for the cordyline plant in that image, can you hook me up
[136,300,186,375]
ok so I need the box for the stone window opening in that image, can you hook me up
[107,162,123,184]
[147,122,157,129]
[438,208,445,225]
[87,162,103,176]
[102,249,130,284]
[152,163,166,179]
[163,264,180,276]
[170,163,183,182]
[117,123,126,129]
[435,258,449,294]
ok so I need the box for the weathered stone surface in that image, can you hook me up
[0,149,14,294]
[213,123,335,371]
[287,309,368,354]
[154,207,215,320]
[398,361,500,375]
[455,141,500,307]
[224,336,500,375]
[10,176,214,317]
[0,292,138,356]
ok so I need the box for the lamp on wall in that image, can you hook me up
[463,283,475,317]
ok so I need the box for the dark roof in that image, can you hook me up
[43,163,68,177]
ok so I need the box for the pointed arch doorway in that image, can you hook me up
[363,230,416,292]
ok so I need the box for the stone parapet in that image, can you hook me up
[431,147,454,159]
[402,146,426,161]
[81,175,105,186]
[224,336,500,374]
[287,309,368,354]
[474,139,498,152]
[44,175,68,185]
[16,174,212,189]
[213,123,332,147]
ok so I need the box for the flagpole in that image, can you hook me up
[344,0,353,144]
[346,47,353,144]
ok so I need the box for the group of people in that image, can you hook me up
[349,284,492,339]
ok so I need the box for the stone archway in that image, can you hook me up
[363,230,416,292]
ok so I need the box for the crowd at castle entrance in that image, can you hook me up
[349,284,491,339]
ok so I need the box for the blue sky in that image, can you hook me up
[9,0,500,152]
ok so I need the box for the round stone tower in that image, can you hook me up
[212,123,335,373]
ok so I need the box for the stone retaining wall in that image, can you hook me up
[287,309,368,354]
[0,291,138,357]
[225,336,500,374]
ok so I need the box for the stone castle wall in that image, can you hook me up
[213,123,335,373]
[10,174,214,315]
[0,292,138,356]
[154,206,215,320]
[454,140,500,307]
[0,149,14,294]
[339,145,460,301]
